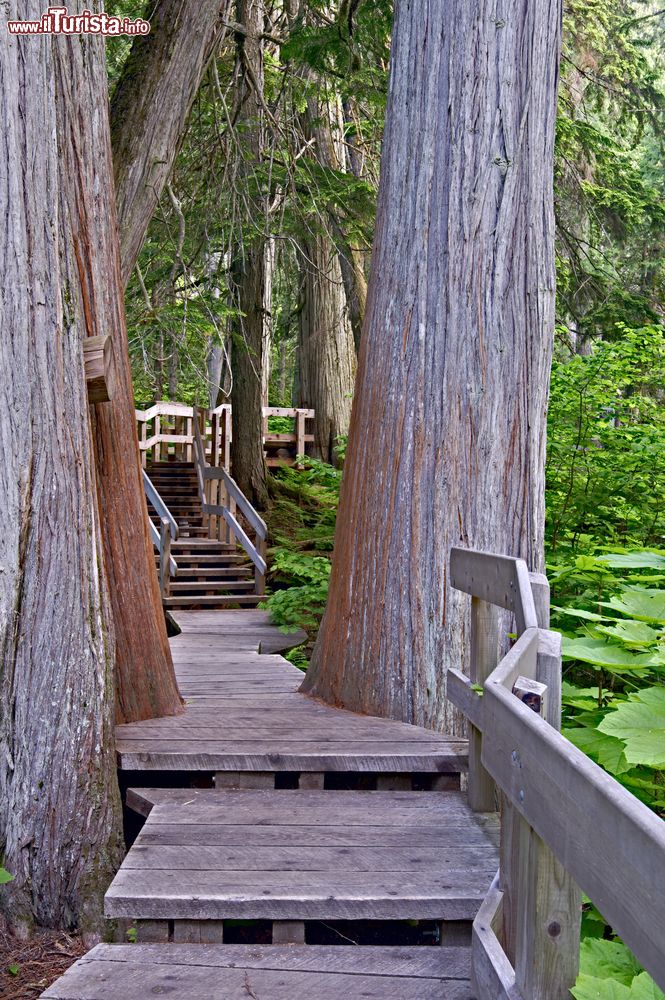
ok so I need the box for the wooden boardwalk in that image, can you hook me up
[44,608,498,998]
[43,944,476,999]
[116,611,469,781]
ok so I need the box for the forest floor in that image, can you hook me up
[0,925,84,999]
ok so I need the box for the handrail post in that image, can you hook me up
[509,578,581,999]
[468,597,499,812]
[159,518,171,598]
[296,409,306,467]
[254,534,267,597]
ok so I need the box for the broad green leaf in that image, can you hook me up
[562,637,656,671]
[596,553,665,570]
[572,975,633,999]
[0,868,13,885]
[595,620,662,647]
[553,605,610,622]
[630,973,665,1000]
[600,590,665,624]
[564,726,631,774]
[598,688,665,767]
[579,939,642,986]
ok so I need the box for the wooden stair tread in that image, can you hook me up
[163,595,265,608]
[41,944,474,999]
[169,581,256,592]
[105,790,498,922]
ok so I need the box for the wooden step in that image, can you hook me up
[163,595,264,608]
[168,554,248,565]
[169,581,256,593]
[171,567,253,578]
[172,539,235,550]
[105,789,498,926]
[41,943,474,999]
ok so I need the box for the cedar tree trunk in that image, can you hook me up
[302,0,562,732]
[111,0,231,287]
[230,0,270,508]
[0,9,123,932]
[297,74,356,463]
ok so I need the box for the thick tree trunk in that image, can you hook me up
[297,78,356,463]
[102,0,235,722]
[302,0,562,732]
[230,0,269,507]
[0,10,123,932]
[111,0,230,286]
[299,236,355,462]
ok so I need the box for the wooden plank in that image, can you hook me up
[450,548,538,633]
[117,745,468,772]
[105,869,493,922]
[468,597,499,812]
[122,844,498,873]
[214,771,274,790]
[84,334,115,404]
[43,959,473,1000]
[49,942,471,978]
[272,920,305,944]
[482,680,665,990]
[125,789,491,824]
[471,876,522,1000]
[220,509,267,574]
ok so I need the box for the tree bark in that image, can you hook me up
[297,85,357,463]
[111,0,230,287]
[102,0,236,722]
[230,0,270,508]
[298,235,356,462]
[0,9,123,932]
[302,0,562,732]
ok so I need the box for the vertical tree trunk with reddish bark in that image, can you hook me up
[302,0,562,733]
[0,7,124,932]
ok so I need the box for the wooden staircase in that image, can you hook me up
[146,461,263,610]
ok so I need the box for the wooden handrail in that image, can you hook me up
[147,517,177,580]
[135,401,314,469]
[192,413,267,586]
[142,470,178,540]
[448,547,665,997]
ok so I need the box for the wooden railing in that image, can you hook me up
[193,411,268,595]
[448,547,665,998]
[143,471,178,598]
[135,401,315,469]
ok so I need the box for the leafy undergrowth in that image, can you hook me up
[551,548,665,813]
[262,458,340,667]
[551,547,665,998]
[574,938,664,999]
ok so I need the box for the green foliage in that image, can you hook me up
[573,938,664,999]
[0,868,14,885]
[262,458,341,664]
[553,549,665,812]
[547,326,665,552]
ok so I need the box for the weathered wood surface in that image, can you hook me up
[83,334,115,404]
[483,662,665,991]
[116,611,469,773]
[105,790,498,922]
[42,944,474,1000]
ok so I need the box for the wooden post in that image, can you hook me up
[296,409,306,466]
[509,576,581,999]
[223,406,231,471]
[210,411,220,466]
[468,596,499,812]
[255,534,267,597]
[159,518,171,598]
[154,414,161,463]
[83,333,115,403]
[139,421,147,469]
